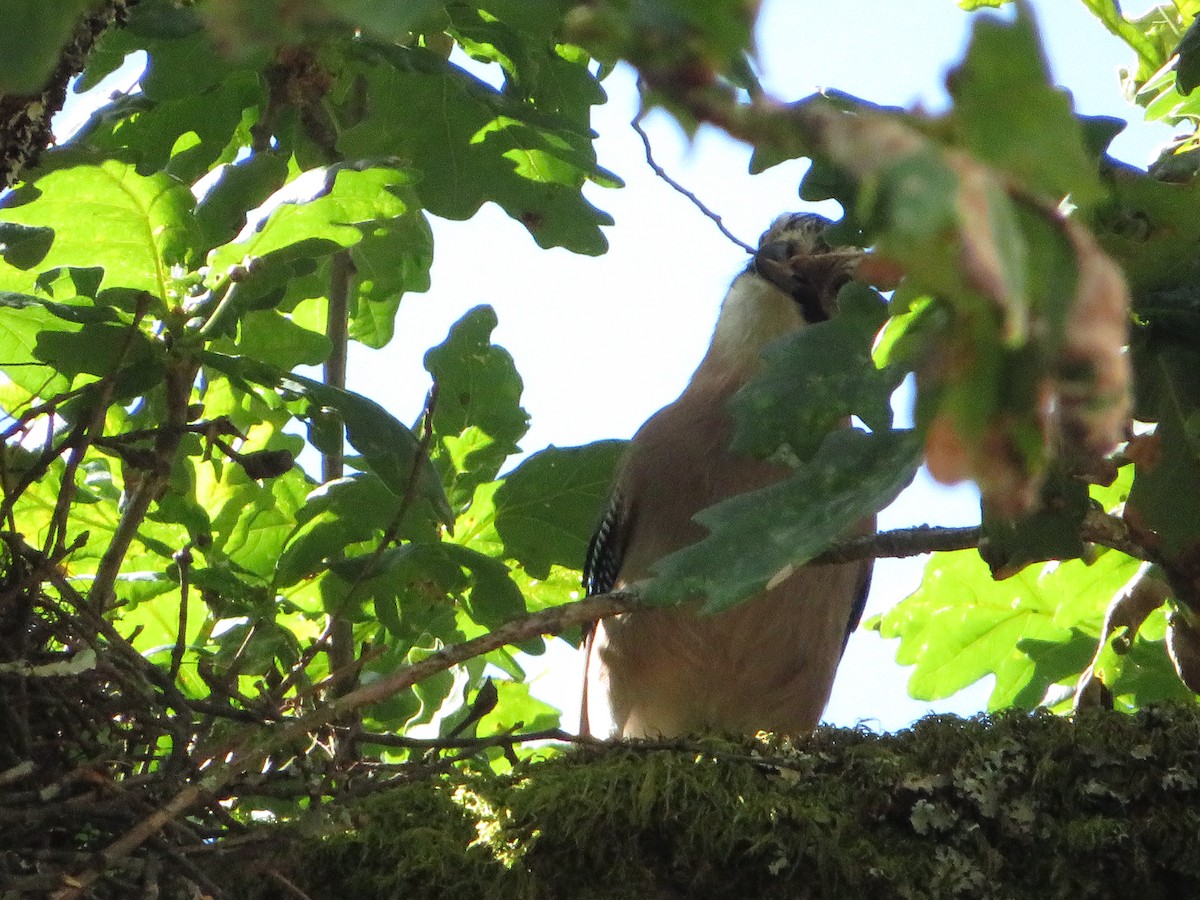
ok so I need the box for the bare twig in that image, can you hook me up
[88,357,200,613]
[354,725,583,753]
[322,261,351,474]
[168,547,192,684]
[0,384,93,443]
[46,297,150,557]
[266,869,316,900]
[811,524,981,566]
[1081,506,1147,560]
[0,422,83,527]
[630,110,756,254]
[265,622,334,708]
[810,511,1148,567]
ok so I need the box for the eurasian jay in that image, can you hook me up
[582,212,874,738]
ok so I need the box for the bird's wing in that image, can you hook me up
[583,489,628,597]
[841,560,873,655]
[579,489,631,736]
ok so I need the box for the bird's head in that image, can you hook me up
[750,212,864,324]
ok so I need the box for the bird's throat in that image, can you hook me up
[691,272,805,389]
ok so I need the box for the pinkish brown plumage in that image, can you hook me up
[582,213,873,738]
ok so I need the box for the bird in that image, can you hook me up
[581,212,875,739]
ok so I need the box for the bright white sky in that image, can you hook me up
[355,0,1176,732]
[59,1,1178,732]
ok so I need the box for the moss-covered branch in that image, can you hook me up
[220,706,1200,899]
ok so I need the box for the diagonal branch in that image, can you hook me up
[0,1,131,188]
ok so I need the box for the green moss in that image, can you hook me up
[225,705,1200,899]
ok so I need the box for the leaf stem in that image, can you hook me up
[324,252,356,696]
[196,281,243,338]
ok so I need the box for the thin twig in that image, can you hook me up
[0,383,93,443]
[45,297,150,558]
[266,869,316,900]
[811,524,981,566]
[88,357,200,613]
[354,726,583,752]
[265,623,334,708]
[324,252,356,698]
[631,110,756,254]
[0,422,83,527]
[810,512,1147,567]
[168,548,192,684]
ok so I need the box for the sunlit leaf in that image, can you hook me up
[875,549,1143,709]
[339,49,616,254]
[425,305,528,509]
[494,441,626,580]
[203,351,453,528]
[0,157,200,299]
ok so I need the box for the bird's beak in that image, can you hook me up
[752,238,867,321]
[752,239,805,298]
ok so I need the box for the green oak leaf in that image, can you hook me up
[232,309,331,370]
[73,71,263,185]
[194,154,291,251]
[424,305,529,509]
[947,2,1103,207]
[277,473,398,587]
[204,163,431,342]
[327,0,446,42]
[0,292,164,398]
[874,548,1142,710]
[203,351,453,529]
[211,464,312,579]
[493,441,626,580]
[339,48,618,254]
[206,164,421,286]
[1174,15,1200,96]
[0,157,200,299]
[1096,161,1200,294]
[647,429,921,613]
[730,282,899,461]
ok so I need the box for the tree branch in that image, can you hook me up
[811,524,981,565]
[0,1,131,188]
[811,511,1147,567]
[87,356,200,612]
